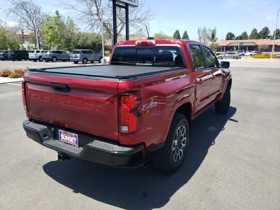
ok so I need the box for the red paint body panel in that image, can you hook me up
[23,39,231,151]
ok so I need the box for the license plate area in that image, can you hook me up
[58,129,79,147]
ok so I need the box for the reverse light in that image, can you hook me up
[119,93,140,134]
[21,82,27,111]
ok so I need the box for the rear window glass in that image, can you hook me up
[111,46,184,67]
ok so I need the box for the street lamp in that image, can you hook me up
[100,9,106,64]
[271,9,280,59]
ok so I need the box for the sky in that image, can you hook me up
[0,0,280,41]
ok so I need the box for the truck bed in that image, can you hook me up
[29,65,183,79]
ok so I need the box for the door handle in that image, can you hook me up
[51,83,70,92]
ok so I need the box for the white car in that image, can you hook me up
[244,51,258,56]
[28,50,47,62]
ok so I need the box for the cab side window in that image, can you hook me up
[189,45,205,70]
[203,46,219,68]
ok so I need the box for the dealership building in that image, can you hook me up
[216,39,280,52]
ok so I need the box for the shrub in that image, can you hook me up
[8,72,20,78]
[252,53,276,59]
[14,69,27,77]
[0,68,28,78]
[0,69,12,77]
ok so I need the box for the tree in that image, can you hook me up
[75,32,103,52]
[173,30,181,39]
[67,0,152,40]
[258,27,270,39]
[249,28,259,39]
[198,26,209,43]
[258,44,269,52]
[208,28,217,43]
[209,43,220,52]
[182,30,189,40]
[0,21,22,49]
[235,31,248,40]
[272,28,280,40]
[225,32,235,40]
[154,31,172,39]
[241,31,248,40]
[7,0,46,48]
[42,11,79,50]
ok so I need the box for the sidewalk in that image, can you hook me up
[0,77,23,84]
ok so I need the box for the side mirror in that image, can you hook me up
[221,61,230,68]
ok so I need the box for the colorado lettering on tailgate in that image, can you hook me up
[30,93,96,111]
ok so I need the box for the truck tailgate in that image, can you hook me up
[24,72,119,141]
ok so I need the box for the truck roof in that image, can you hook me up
[115,39,201,47]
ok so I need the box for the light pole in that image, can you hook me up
[97,0,105,63]
[100,9,106,64]
[271,9,280,59]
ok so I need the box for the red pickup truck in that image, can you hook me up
[22,39,231,172]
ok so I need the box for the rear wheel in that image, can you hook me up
[52,57,57,62]
[215,86,231,114]
[73,61,78,64]
[82,58,88,64]
[151,114,190,172]
[39,56,43,62]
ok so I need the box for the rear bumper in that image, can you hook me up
[23,120,145,168]
[70,58,81,62]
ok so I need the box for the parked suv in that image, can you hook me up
[42,50,70,62]
[70,49,103,64]
[7,50,29,61]
[28,50,47,62]
[0,50,8,60]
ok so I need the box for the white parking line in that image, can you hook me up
[6,83,21,86]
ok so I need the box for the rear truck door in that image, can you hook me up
[202,46,224,99]
[24,71,119,141]
[189,44,213,112]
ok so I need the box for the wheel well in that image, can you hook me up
[175,103,192,130]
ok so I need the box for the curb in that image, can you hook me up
[0,77,24,84]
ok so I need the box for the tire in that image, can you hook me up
[82,58,88,64]
[39,57,43,62]
[33,59,37,62]
[99,58,102,63]
[90,60,94,63]
[73,61,78,64]
[52,57,57,62]
[215,86,231,114]
[151,113,190,172]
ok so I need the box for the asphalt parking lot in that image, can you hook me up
[0,60,279,210]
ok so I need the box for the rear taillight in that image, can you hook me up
[22,82,27,111]
[119,93,140,134]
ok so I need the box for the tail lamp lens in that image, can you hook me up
[119,94,140,134]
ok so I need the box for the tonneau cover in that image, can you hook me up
[30,65,183,79]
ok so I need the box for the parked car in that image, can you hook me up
[0,50,8,60]
[7,50,29,61]
[244,51,258,56]
[217,52,241,60]
[42,50,70,62]
[70,49,103,64]
[28,50,47,62]
[237,50,245,56]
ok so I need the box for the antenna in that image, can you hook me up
[145,25,150,38]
